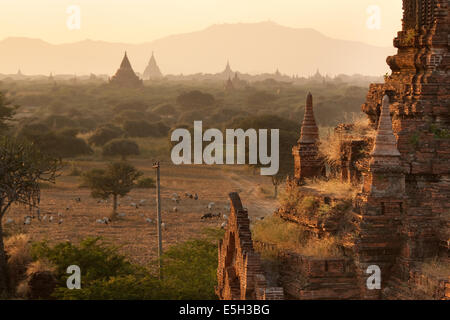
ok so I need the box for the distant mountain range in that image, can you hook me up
[0,21,395,77]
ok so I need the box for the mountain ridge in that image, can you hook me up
[0,21,394,76]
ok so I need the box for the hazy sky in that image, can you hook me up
[1,0,403,46]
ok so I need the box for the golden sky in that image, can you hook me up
[1,0,402,46]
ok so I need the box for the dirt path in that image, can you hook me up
[223,170,279,218]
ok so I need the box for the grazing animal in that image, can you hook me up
[66,206,70,211]
[145,218,153,224]
[24,216,32,225]
[220,222,227,229]
[207,202,215,210]
[42,215,47,221]
[5,218,14,224]
[201,213,213,220]
[173,207,178,213]
[193,193,198,200]
[96,219,108,224]
[212,212,221,218]
[223,214,228,220]
[57,212,63,217]
[58,219,63,225]
[139,199,146,205]
[189,194,193,199]
[161,222,166,230]
[171,198,179,204]
[75,197,81,202]
[223,205,230,211]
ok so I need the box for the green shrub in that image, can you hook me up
[31,238,135,287]
[25,129,93,158]
[102,139,140,160]
[88,124,124,146]
[136,177,155,189]
[32,230,223,300]
[176,90,215,108]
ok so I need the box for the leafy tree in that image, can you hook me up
[247,90,278,108]
[123,120,154,137]
[0,92,16,134]
[0,137,61,296]
[123,120,169,138]
[153,103,176,116]
[31,238,135,287]
[176,90,215,108]
[88,124,124,146]
[102,139,140,160]
[82,162,142,218]
[136,177,156,189]
[34,229,223,300]
[113,101,148,113]
[22,128,93,158]
[41,115,77,130]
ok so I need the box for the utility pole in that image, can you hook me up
[152,161,163,280]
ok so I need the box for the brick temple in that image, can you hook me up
[142,52,163,80]
[216,0,449,300]
[292,93,325,183]
[109,52,143,87]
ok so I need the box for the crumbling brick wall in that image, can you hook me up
[216,193,284,300]
[254,241,359,300]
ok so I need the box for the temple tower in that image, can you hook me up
[221,60,234,79]
[361,0,449,284]
[354,95,406,299]
[109,52,143,87]
[143,51,163,80]
[292,93,325,183]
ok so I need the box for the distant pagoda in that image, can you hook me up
[143,52,163,80]
[110,52,143,87]
[220,60,234,79]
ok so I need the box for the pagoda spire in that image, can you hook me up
[143,51,163,80]
[292,92,325,183]
[299,93,319,144]
[370,95,401,166]
[110,51,142,87]
[120,51,133,69]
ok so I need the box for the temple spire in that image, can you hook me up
[120,51,133,69]
[143,51,163,80]
[110,51,142,87]
[370,95,401,164]
[299,93,319,144]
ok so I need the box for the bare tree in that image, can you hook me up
[0,137,61,296]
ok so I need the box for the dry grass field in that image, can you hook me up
[4,159,278,265]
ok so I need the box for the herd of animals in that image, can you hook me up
[3,191,252,231]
